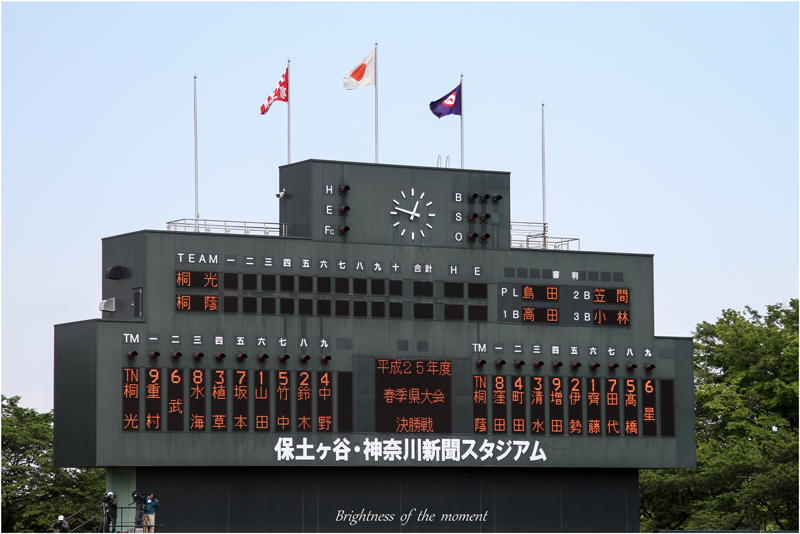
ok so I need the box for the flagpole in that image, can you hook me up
[542,102,547,248]
[287,58,291,164]
[374,41,378,163]
[194,74,199,225]
[460,73,464,169]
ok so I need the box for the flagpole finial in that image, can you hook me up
[288,58,291,64]
[375,41,378,47]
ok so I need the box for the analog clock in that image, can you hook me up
[390,188,435,241]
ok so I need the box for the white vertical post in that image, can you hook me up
[460,73,464,169]
[542,102,547,248]
[374,42,379,163]
[194,75,199,225]
[287,58,291,164]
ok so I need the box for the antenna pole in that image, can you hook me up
[374,41,378,163]
[194,75,199,224]
[287,58,291,164]
[542,102,546,248]
[460,73,464,169]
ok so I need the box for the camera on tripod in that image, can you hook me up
[131,490,148,505]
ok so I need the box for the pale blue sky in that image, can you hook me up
[2,2,798,412]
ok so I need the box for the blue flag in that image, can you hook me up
[429,83,462,118]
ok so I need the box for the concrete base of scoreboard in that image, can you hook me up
[129,466,638,532]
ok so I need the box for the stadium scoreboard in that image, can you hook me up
[54,159,695,470]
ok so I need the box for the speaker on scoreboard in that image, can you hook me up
[104,265,122,280]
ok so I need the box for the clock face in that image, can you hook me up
[390,188,435,241]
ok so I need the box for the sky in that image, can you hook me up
[2,2,798,414]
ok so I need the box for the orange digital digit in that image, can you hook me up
[568,382,581,404]
[607,378,618,406]
[212,371,226,401]
[171,369,181,384]
[236,370,246,385]
[645,380,654,393]
[297,370,313,426]
[318,372,332,401]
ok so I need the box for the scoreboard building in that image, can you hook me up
[54,160,695,532]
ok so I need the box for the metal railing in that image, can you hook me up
[166,218,286,236]
[65,505,161,533]
[62,506,102,532]
[166,218,579,249]
[510,222,580,250]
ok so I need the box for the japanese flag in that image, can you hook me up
[343,49,376,90]
[260,67,288,115]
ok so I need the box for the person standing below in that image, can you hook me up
[143,493,159,533]
[103,491,118,533]
[51,515,69,533]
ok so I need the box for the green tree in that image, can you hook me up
[2,395,106,532]
[640,299,799,531]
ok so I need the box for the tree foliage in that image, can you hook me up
[2,395,106,532]
[640,299,799,531]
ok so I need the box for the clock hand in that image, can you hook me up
[408,200,420,220]
[395,207,416,216]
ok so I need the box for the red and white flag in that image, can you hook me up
[343,50,376,90]
[260,67,289,115]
